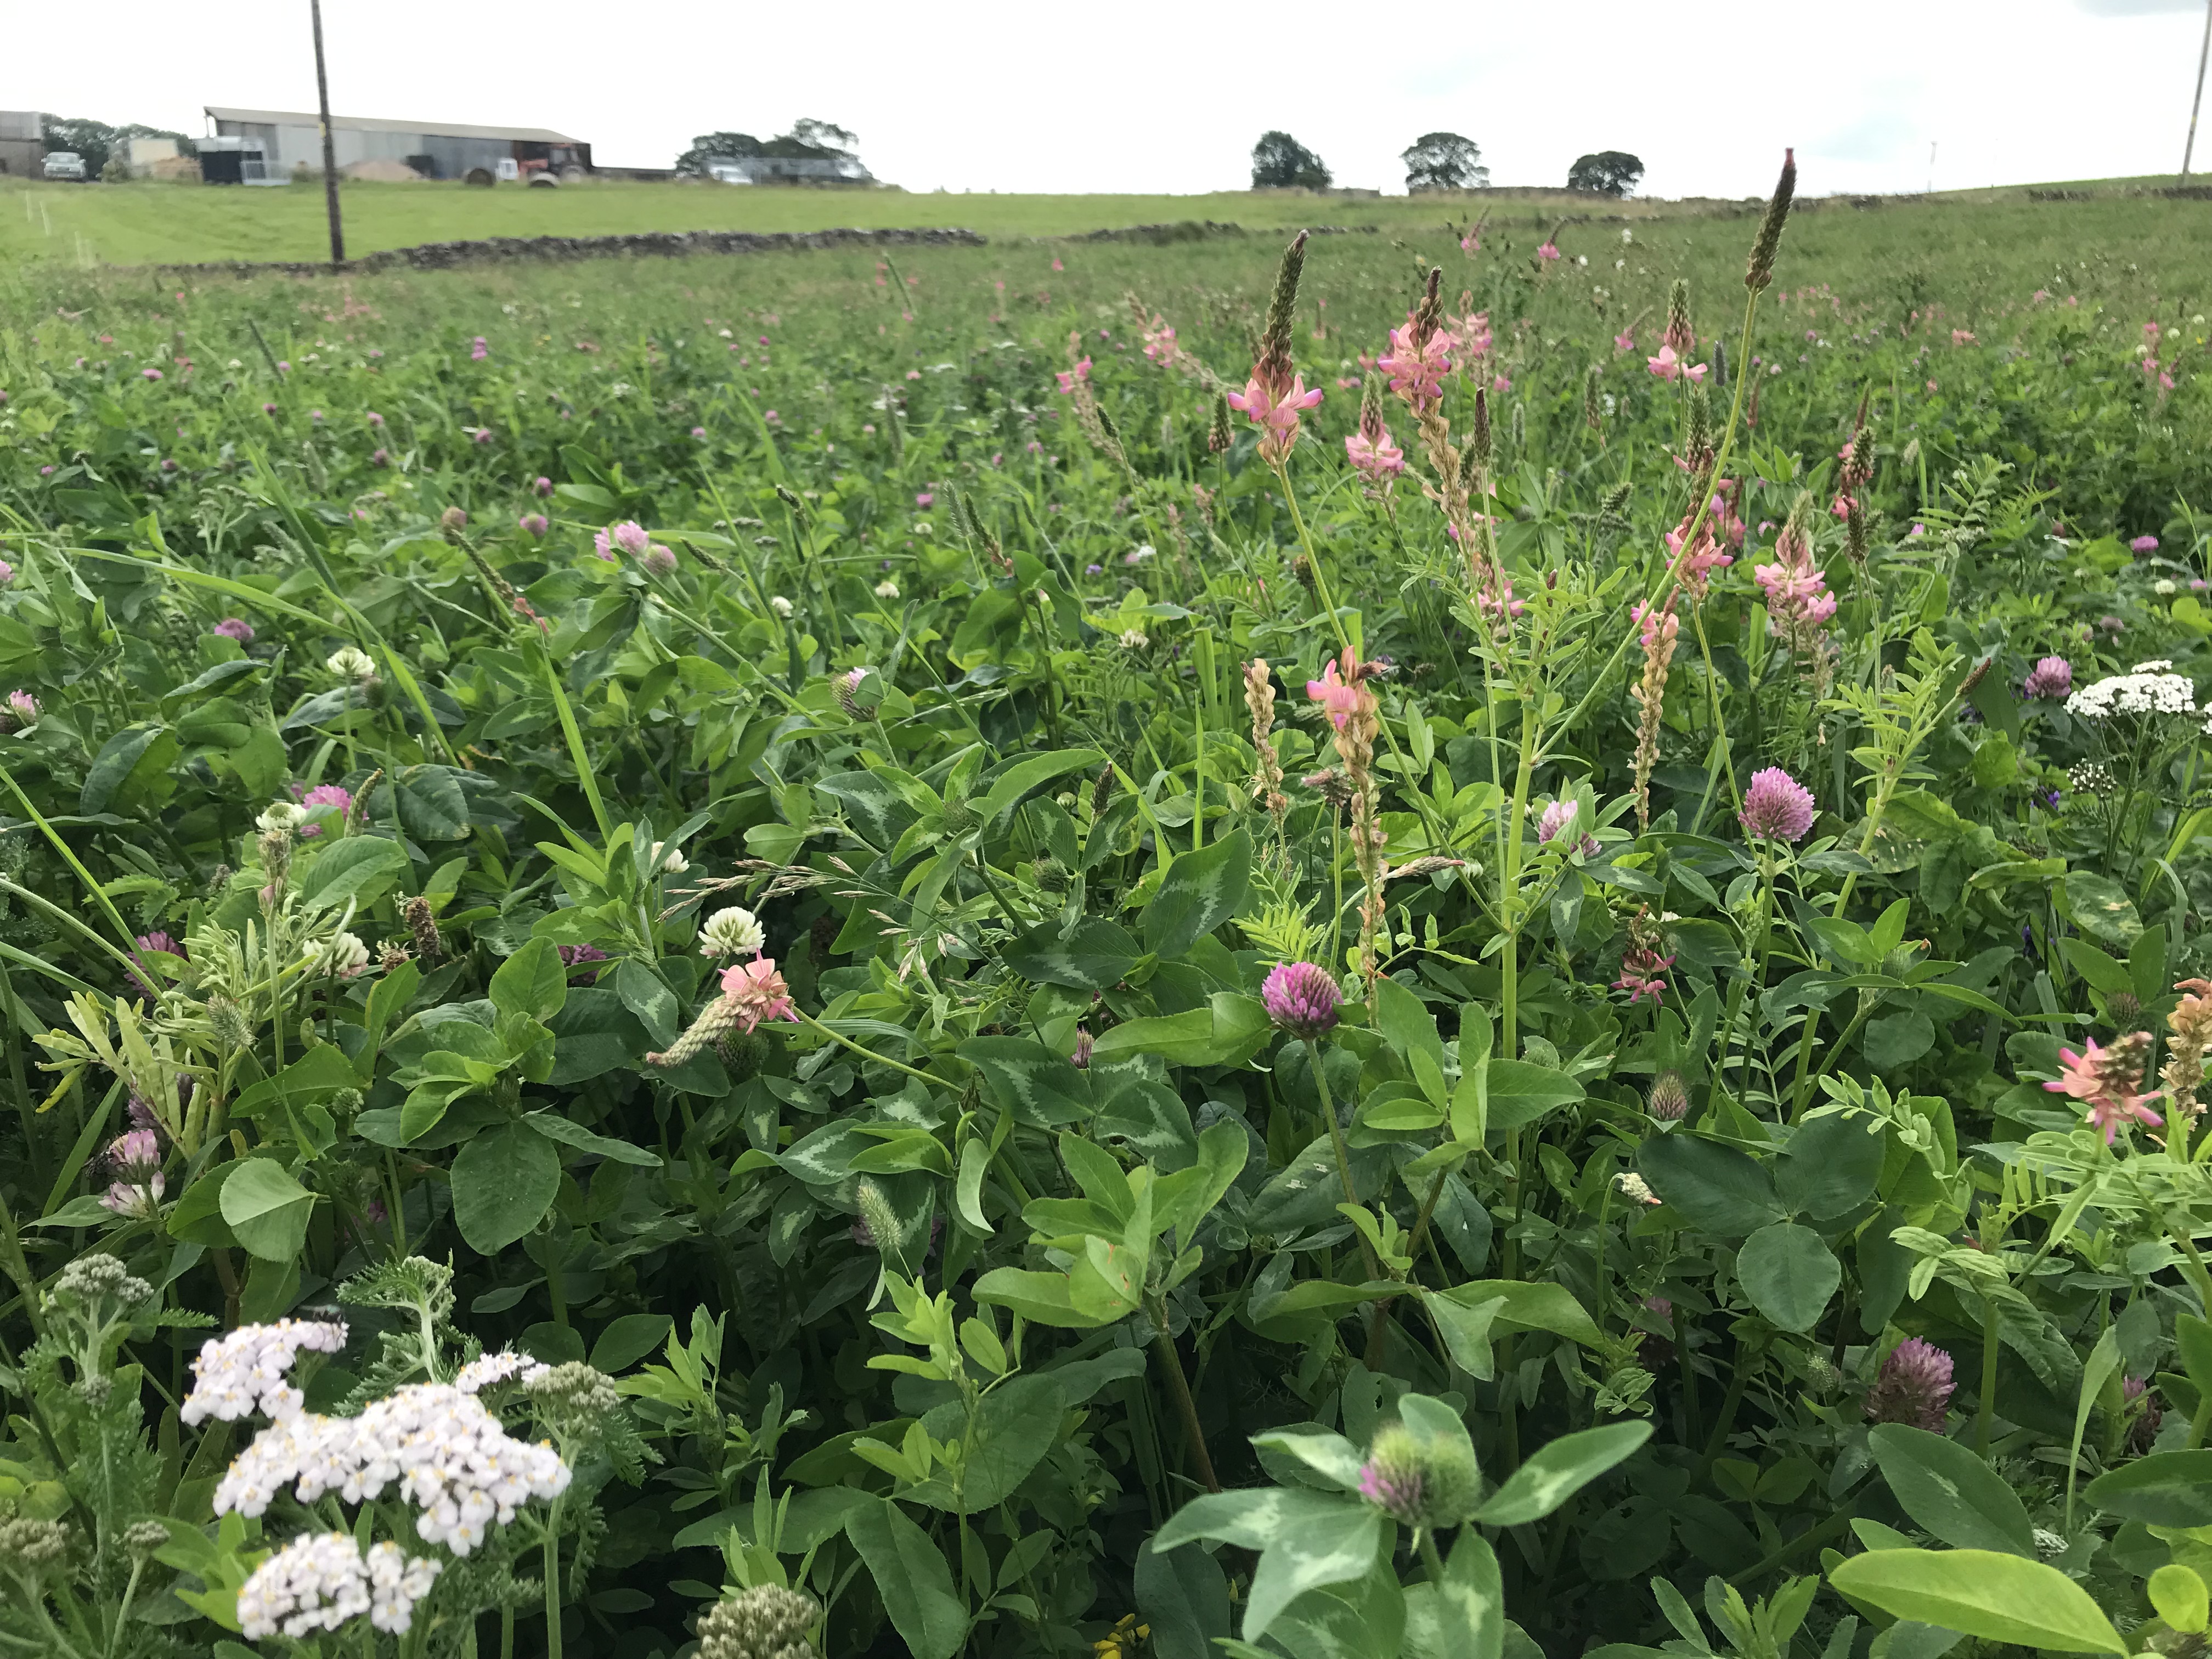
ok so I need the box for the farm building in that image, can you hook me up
[703,155,874,185]
[0,111,42,178]
[201,108,591,183]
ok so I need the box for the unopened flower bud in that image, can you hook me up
[1357,1422,1480,1531]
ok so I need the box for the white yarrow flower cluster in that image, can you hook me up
[454,1350,551,1394]
[236,1532,442,1639]
[325,646,378,682]
[215,1383,571,1556]
[182,1319,348,1426]
[2066,667,2197,720]
[700,906,766,960]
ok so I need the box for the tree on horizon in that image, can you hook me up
[1251,131,1331,190]
[1402,132,1487,192]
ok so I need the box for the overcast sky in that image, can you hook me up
[7,0,2210,196]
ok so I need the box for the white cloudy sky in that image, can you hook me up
[6,0,2209,196]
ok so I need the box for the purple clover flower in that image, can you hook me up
[1262,961,1341,1039]
[1739,767,1816,842]
[1864,1337,1954,1431]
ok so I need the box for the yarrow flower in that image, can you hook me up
[183,1319,349,1425]
[2023,656,2073,700]
[701,906,768,960]
[1864,1337,1955,1431]
[236,1531,442,1640]
[2066,668,2195,720]
[453,1351,551,1395]
[215,1381,571,1556]
[1262,961,1341,1039]
[1739,768,1816,842]
[2045,1032,2164,1143]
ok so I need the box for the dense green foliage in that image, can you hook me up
[4,183,2212,1658]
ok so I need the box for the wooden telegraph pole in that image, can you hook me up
[311,0,345,266]
[2186,0,2212,181]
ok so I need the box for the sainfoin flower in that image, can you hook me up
[1375,313,1454,412]
[1306,653,1370,732]
[1753,526,1836,637]
[1739,768,1816,842]
[1262,961,1341,1039]
[182,1319,349,1425]
[1227,372,1324,465]
[1345,426,1405,482]
[1054,358,1091,393]
[213,617,255,642]
[721,957,797,1032]
[1646,344,1707,383]
[1864,1337,1955,1431]
[2045,1032,2164,1143]
[2022,656,2073,700]
[1613,946,1674,1005]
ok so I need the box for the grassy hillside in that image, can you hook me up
[0,169,2198,269]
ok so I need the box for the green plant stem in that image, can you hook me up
[1308,1041,1385,1283]
[1418,1530,1449,1589]
[1977,1293,2002,1455]
[1150,1306,1221,1493]
[543,1502,563,1659]
[1724,1502,1858,1588]
[793,1008,940,1085]
[1696,1339,1753,1482]
[531,640,612,839]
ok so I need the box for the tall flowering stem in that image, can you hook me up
[1307,653,1389,1003]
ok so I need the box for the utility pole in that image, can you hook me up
[2185,0,2212,180]
[311,0,345,266]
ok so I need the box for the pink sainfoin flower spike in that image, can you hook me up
[1752,524,1835,635]
[1054,359,1091,393]
[2023,656,2073,700]
[1537,241,1561,263]
[1613,947,1674,1005]
[1375,312,1454,414]
[1739,767,1816,842]
[1345,426,1404,481]
[1865,1337,1955,1431]
[2045,1032,2164,1144]
[1614,330,1635,353]
[1664,511,1734,598]
[1263,961,1341,1039]
[1646,344,1707,383]
[721,957,798,1032]
[1228,373,1324,465]
[1306,652,1367,731]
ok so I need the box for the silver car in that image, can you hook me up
[42,151,87,181]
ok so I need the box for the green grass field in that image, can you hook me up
[2,170,2206,275]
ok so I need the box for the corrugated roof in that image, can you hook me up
[204,107,580,144]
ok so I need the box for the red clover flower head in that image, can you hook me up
[2023,656,2073,699]
[1263,961,1341,1039]
[1739,768,1816,843]
[1864,1337,1955,1431]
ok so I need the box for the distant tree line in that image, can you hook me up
[39,116,199,179]
[675,120,859,175]
[1249,132,1645,197]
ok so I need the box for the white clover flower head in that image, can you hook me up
[647,840,689,875]
[1615,1171,1661,1205]
[701,906,767,960]
[1118,628,1149,650]
[325,646,377,682]
[1621,227,1634,243]
[453,1351,551,1395]
[874,578,900,598]
[2155,579,2178,596]
[770,595,794,617]
[303,932,371,978]
[182,1319,349,1426]
[2065,669,2196,720]
[257,800,307,833]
